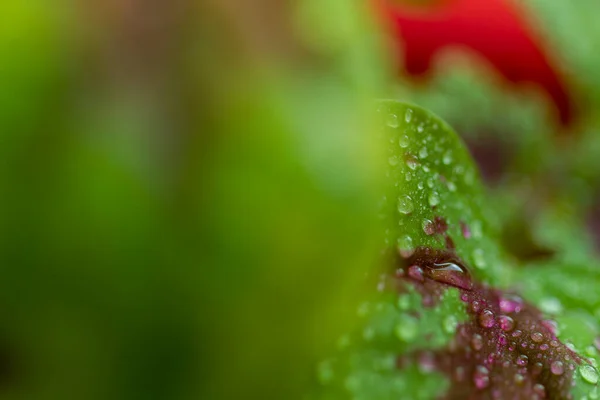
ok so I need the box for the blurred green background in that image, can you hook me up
[2,0,600,399]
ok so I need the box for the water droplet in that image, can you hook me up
[517,354,529,366]
[399,135,410,148]
[447,181,457,192]
[532,362,543,376]
[408,265,424,281]
[419,147,428,159]
[443,151,453,165]
[395,315,418,342]
[581,365,599,384]
[472,248,486,269]
[405,172,412,182]
[473,365,489,389]
[443,315,458,334]
[498,315,515,332]
[404,108,413,123]
[512,330,522,338]
[417,124,424,133]
[471,334,483,350]
[514,373,525,385]
[551,361,564,375]
[428,192,440,207]
[499,295,523,313]
[397,195,414,215]
[397,235,414,258]
[426,177,434,188]
[533,384,545,397]
[471,301,482,313]
[478,309,495,328]
[388,155,399,166]
[423,219,434,235]
[417,181,424,190]
[406,157,418,170]
[387,113,399,128]
[550,340,559,347]
[425,261,473,290]
[540,344,549,351]
[531,332,544,342]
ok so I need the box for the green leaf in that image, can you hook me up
[315,101,600,400]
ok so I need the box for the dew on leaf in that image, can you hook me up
[425,261,473,290]
[443,315,458,334]
[419,147,428,159]
[422,219,434,235]
[443,150,453,165]
[580,365,599,384]
[404,108,413,123]
[408,265,424,281]
[551,360,565,375]
[428,192,440,207]
[399,135,410,148]
[388,155,399,166]
[478,309,495,328]
[397,235,414,258]
[531,332,544,343]
[387,113,399,128]
[517,354,529,366]
[397,195,414,215]
[498,315,515,332]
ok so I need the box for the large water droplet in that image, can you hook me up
[387,113,399,128]
[405,108,413,123]
[581,365,599,384]
[397,195,414,215]
[425,261,473,290]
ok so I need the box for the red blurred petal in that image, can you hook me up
[376,0,574,125]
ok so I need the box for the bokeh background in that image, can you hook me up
[1,0,600,398]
